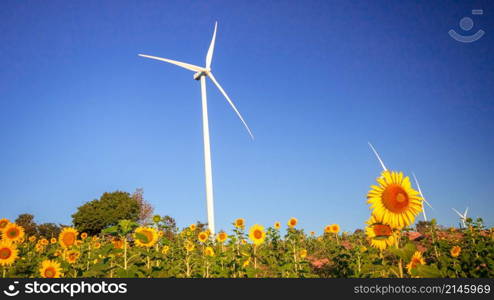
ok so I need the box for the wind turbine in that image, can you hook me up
[452,207,469,228]
[138,22,254,235]
[411,172,433,221]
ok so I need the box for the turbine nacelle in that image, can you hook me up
[193,69,210,80]
[193,71,207,80]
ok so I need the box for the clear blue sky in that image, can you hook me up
[1,0,493,233]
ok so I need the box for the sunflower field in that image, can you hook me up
[1,170,493,278]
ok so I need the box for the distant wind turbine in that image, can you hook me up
[139,22,254,235]
[452,207,469,228]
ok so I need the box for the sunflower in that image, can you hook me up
[189,224,197,231]
[80,232,88,239]
[406,251,425,274]
[50,238,57,244]
[204,246,215,257]
[39,260,63,278]
[299,249,308,259]
[310,231,315,236]
[134,227,158,247]
[153,215,161,223]
[330,224,340,234]
[40,238,49,246]
[249,224,266,246]
[234,218,245,229]
[29,236,37,243]
[0,218,10,232]
[324,225,332,234]
[92,236,99,242]
[365,215,398,250]
[59,227,78,248]
[198,231,209,243]
[242,258,250,268]
[54,250,62,257]
[35,244,44,253]
[450,246,461,258]
[112,237,124,249]
[216,232,228,243]
[184,240,195,252]
[287,217,298,228]
[0,240,18,266]
[93,241,101,249]
[2,223,25,243]
[65,250,80,264]
[162,245,170,255]
[367,170,423,228]
[274,222,281,230]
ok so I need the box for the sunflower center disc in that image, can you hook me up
[63,233,76,246]
[0,248,11,259]
[373,224,392,237]
[396,193,406,203]
[382,184,410,213]
[45,267,55,278]
[254,230,262,239]
[143,231,153,243]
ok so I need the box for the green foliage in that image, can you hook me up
[15,214,37,236]
[37,223,61,238]
[72,191,140,235]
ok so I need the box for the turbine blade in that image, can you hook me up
[422,207,427,221]
[208,72,254,139]
[464,207,469,218]
[412,172,433,209]
[205,22,218,69]
[452,208,463,218]
[368,142,387,171]
[138,54,205,72]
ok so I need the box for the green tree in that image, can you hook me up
[72,191,140,235]
[15,213,37,236]
[37,223,61,238]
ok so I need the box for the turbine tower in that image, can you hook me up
[139,22,254,235]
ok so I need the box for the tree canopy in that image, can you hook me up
[72,191,140,235]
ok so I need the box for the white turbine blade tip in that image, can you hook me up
[138,54,204,72]
[206,22,218,69]
[208,73,254,140]
[412,172,433,208]
[368,142,387,171]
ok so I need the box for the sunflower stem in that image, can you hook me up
[86,244,91,271]
[147,253,151,270]
[398,259,404,278]
[253,245,258,277]
[124,237,128,270]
